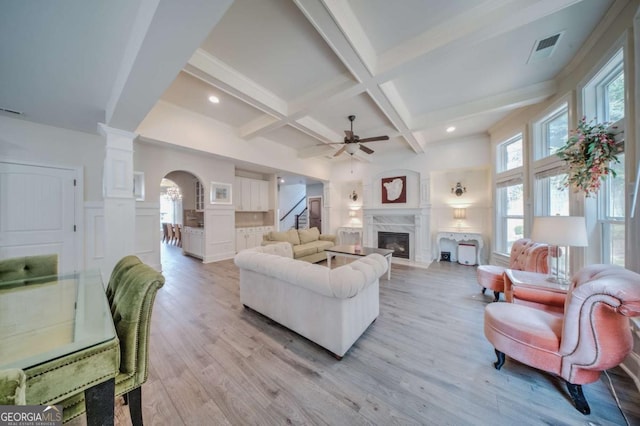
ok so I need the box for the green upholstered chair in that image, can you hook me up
[0,369,26,405]
[0,254,58,284]
[60,256,165,424]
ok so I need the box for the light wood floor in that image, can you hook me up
[72,244,640,425]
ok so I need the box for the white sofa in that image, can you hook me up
[234,242,388,358]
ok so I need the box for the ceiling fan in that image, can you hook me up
[325,115,389,157]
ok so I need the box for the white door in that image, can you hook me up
[0,162,78,273]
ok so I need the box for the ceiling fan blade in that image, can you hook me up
[333,146,347,157]
[344,130,353,139]
[358,135,389,143]
[359,144,374,154]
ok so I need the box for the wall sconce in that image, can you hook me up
[348,210,357,218]
[453,208,466,230]
[451,182,466,197]
[349,190,358,201]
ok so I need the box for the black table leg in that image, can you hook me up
[84,377,115,426]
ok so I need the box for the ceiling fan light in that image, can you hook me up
[345,144,359,155]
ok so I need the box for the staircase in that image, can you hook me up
[295,210,308,230]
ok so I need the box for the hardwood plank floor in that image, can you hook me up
[70,244,640,425]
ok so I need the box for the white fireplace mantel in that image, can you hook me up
[363,207,430,266]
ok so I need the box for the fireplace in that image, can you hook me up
[378,232,410,259]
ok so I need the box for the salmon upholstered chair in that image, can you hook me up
[484,264,640,414]
[476,238,548,302]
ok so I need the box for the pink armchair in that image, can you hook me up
[484,264,640,414]
[476,238,549,302]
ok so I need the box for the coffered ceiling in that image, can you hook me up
[0,0,619,164]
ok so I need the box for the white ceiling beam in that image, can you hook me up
[296,116,343,142]
[294,0,423,154]
[239,115,281,140]
[319,0,378,75]
[188,50,288,117]
[106,0,234,131]
[412,80,556,130]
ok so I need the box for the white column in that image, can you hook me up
[99,123,137,282]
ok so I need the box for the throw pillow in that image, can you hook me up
[286,229,301,245]
[298,227,320,244]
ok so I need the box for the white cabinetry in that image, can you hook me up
[183,226,204,259]
[234,177,269,211]
[236,226,273,252]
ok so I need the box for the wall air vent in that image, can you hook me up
[527,31,564,64]
[0,107,24,115]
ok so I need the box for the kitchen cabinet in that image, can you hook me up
[195,181,204,211]
[183,226,204,259]
[234,177,269,211]
[236,226,273,252]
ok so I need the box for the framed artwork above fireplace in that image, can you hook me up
[381,176,407,204]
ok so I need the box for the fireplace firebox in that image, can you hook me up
[378,232,410,259]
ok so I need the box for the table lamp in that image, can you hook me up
[453,208,466,231]
[530,216,588,285]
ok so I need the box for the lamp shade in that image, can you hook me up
[453,208,466,220]
[531,216,588,247]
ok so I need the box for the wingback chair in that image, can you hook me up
[0,369,26,405]
[60,256,165,424]
[476,238,548,302]
[484,264,640,414]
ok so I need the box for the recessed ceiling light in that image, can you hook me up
[208,95,220,104]
[446,126,456,133]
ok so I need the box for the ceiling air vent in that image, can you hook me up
[527,31,564,64]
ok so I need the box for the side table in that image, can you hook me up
[504,269,567,313]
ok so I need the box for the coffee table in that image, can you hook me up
[325,245,393,280]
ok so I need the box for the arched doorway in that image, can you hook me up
[160,171,204,264]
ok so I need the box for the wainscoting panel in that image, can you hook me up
[204,207,235,263]
[84,202,104,272]
[135,202,161,271]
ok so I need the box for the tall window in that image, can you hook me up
[601,152,625,265]
[497,135,523,172]
[583,48,625,264]
[534,104,568,160]
[496,134,524,254]
[497,183,524,253]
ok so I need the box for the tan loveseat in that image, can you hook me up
[262,227,336,263]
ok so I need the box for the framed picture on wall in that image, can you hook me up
[210,181,232,204]
[381,176,407,204]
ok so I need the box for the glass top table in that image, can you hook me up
[0,270,117,370]
[325,245,393,280]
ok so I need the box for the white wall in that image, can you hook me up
[134,139,236,265]
[329,134,492,252]
[137,101,332,182]
[278,183,305,230]
[0,116,104,201]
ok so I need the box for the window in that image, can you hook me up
[603,66,624,122]
[497,134,523,172]
[534,172,569,216]
[497,182,524,253]
[582,47,625,265]
[534,105,568,160]
[601,152,625,265]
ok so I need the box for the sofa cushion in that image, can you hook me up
[268,229,300,245]
[293,244,318,259]
[304,240,334,253]
[298,227,320,244]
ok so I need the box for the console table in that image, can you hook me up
[337,226,363,245]
[436,231,483,265]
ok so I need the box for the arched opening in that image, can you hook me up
[160,171,204,265]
